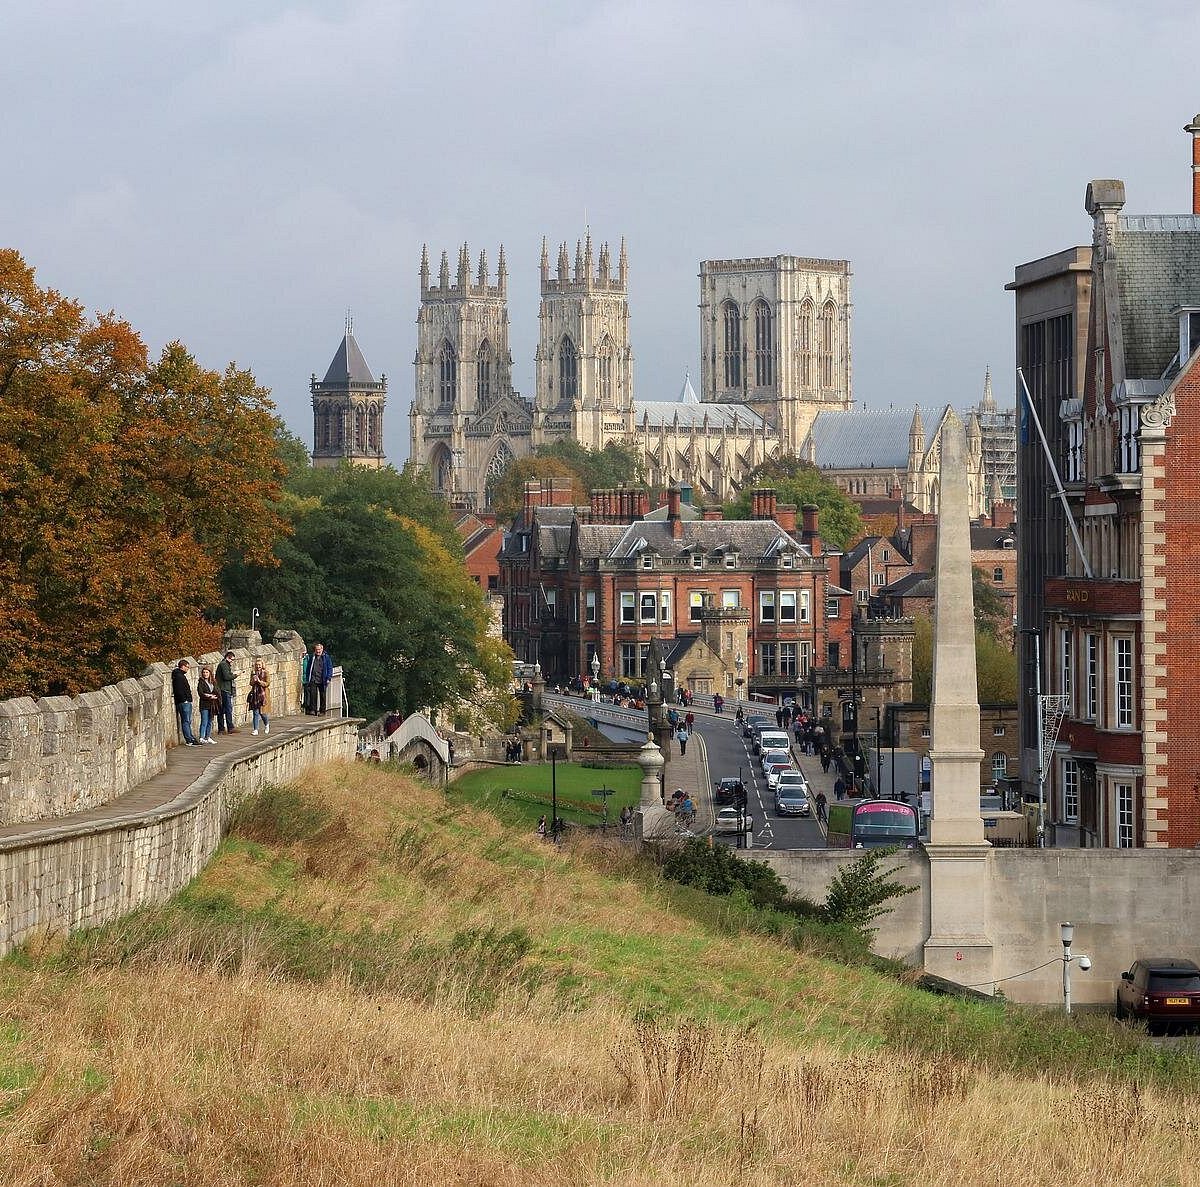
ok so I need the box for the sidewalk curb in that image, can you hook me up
[693,732,715,830]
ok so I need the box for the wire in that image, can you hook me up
[959,957,1062,990]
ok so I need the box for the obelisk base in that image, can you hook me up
[923,843,994,992]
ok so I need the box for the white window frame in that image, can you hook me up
[689,592,704,622]
[620,592,636,625]
[691,554,703,569]
[1062,757,1079,824]
[1115,637,1134,728]
[721,589,740,609]
[799,591,811,623]
[991,752,1007,781]
[1116,781,1134,848]
[920,724,931,739]
[585,590,597,624]
[780,553,793,569]
[724,553,737,569]
[993,725,1005,737]
[639,592,657,624]
[779,642,797,678]
[1085,633,1098,721]
[659,591,671,624]
[640,553,654,570]
[856,589,869,605]
[759,591,776,623]
[759,642,777,676]
[545,589,556,617]
[992,567,1004,583]
[826,596,839,618]
[1060,629,1073,704]
[799,641,811,676]
[779,591,797,623]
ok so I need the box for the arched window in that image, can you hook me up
[437,340,457,406]
[368,407,380,452]
[484,441,514,506]
[432,445,452,491]
[799,301,814,387]
[722,301,741,389]
[597,335,615,403]
[991,752,1007,781]
[753,300,773,387]
[355,406,366,451]
[321,409,333,450]
[476,340,493,405]
[559,335,578,402]
[820,302,836,388]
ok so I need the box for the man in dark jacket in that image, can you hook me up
[215,651,238,734]
[171,660,198,746]
[306,642,334,714]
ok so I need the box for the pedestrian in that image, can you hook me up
[685,710,695,731]
[815,791,829,824]
[821,749,831,774]
[197,665,220,744]
[667,707,679,729]
[249,658,270,736]
[713,693,724,714]
[834,774,846,799]
[171,659,198,747]
[537,814,547,840]
[215,650,238,734]
[676,726,689,756]
[306,642,334,715]
[775,707,785,728]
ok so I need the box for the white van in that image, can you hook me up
[756,729,791,756]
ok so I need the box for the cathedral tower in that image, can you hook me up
[411,244,533,508]
[533,231,634,449]
[311,323,387,469]
[698,255,852,454]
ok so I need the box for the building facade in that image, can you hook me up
[311,328,387,468]
[1025,144,1200,846]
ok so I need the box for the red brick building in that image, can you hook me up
[454,509,504,593]
[1027,146,1200,846]
[499,482,852,709]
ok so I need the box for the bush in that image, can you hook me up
[661,840,815,914]
[822,848,918,934]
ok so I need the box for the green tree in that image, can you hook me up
[910,614,1016,706]
[823,848,918,935]
[723,458,862,549]
[486,455,585,521]
[972,566,1008,638]
[535,439,645,491]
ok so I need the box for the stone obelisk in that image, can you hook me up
[922,409,994,988]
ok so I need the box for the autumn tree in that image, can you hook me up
[909,614,1016,706]
[0,250,287,699]
[486,455,586,521]
[723,458,862,550]
[535,439,645,491]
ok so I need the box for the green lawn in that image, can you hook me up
[450,762,641,830]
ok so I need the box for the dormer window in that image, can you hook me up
[1180,307,1200,363]
[724,553,737,569]
[780,553,793,569]
[691,554,703,569]
[640,553,654,570]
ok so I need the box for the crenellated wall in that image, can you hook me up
[0,631,306,827]
[0,717,358,956]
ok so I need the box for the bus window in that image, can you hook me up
[849,800,920,849]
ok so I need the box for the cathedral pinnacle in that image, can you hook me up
[619,236,628,285]
[498,244,508,294]
[558,242,569,281]
[540,236,549,283]
[420,244,429,290]
[574,238,584,282]
[477,248,488,288]
[439,250,450,288]
[458,243,471,288]
[982,366,995,410]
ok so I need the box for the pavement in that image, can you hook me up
[0,714,334,846]
[661,729,714,830]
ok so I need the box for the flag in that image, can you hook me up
[1019,382,1030,446]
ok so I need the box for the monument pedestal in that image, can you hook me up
[923,842,994,990]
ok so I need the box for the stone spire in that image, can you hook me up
[574,238,583,281]
[498,243,508,295]
[439,250,450,289]
[457,243,471,289]
[584,230,593,284]
[618,236,628,286]
[477,248,488,288]
[928,408,985,845]
[558,241,569,281]
[420,244,429,290]
[540,237,549,284]
[981,366,995,410]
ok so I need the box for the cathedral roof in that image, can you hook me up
[807,407,946,469]
[634,399,767,431]
[322,331,377,386]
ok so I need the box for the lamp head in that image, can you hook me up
[1060,921,1074,946]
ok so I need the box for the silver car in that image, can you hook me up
[713,806,754,834]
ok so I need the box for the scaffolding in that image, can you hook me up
[978,403,1016,501]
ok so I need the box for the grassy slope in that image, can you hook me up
[0,763,1197,1185]
[451,761,640,829]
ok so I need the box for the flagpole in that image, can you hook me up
[1017,368,1093,579]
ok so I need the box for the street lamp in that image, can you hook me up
[734,652,744,709]
[874,705,883,798]
[590,650,601,701]
[1059,921,1092,1014]
[251,606,260,636]
[548,742,564,843]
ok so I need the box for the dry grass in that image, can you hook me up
[0,761,1196,1184]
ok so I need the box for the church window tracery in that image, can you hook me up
[820,302,836,388]
[476,340,493,406]
[355,406,366,451]
[753,300,773,387]
[437,340,458,407]
[799,301,814,387]
[597,336,615,403]
[722,301,741,389]
[559,335,578,402]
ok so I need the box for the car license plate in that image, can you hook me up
[1166,997,1190,1006]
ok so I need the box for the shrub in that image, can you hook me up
[822,848,918,934]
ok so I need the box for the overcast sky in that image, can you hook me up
[5,1,1197,465]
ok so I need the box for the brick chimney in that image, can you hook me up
[667,486,683,539]
[775,503,797,534]
[636,490,650,518]
[801,503,821,556]
[752,488,777,520]
[523,480,542,516]
[702,505,724,521]
[547,477,574,506]
[1187,113,1200,215]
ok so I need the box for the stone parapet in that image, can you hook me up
[0,631,306,827]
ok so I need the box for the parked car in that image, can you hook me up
[754,729,791,756]
[775,771,809,797]
[775,781,811,816]
[1116,958,1200,1030]
[743,714,771,740]
[760,747,791,775]
[765,761,795,791]
[713,777,745,806]
[713,806,753,834]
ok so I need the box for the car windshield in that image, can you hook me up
[1149,972,1200,991]
[778,790,806,802]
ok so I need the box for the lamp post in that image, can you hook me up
[874,705,883,798]
[251,606,260,636]
[735,652,744,709]
[1059,921,1091,1014]
[1020,627,1047,848]
[590,651,601,702]
[549,742,562,843]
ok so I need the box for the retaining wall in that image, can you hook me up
[0,632,306,826]
[0,717,358,957]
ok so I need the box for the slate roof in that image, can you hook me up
[575,525,630,559]
[807,408,944,469]
[1114,215,1200,379]
[970,524,1016,550]
[634,400,768,431]
[842,534,910,567]
[884,572,935,597]
[603,520,806,561]
[322,332,378,386]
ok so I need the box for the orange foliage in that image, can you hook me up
[0,250,286,699]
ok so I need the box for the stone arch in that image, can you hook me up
[430,442,453,492]
[391,736,446,782]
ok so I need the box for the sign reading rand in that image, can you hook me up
[1064,586,1090,604]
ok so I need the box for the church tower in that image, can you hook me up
[411,244,533,509]
[533,231,634,449]
[311,322,387,469]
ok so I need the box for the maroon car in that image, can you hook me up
[1116,958,1200,1031]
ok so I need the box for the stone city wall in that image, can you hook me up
[757,846,1200,1006]
[0,717,358,957]
[0,631,306,827]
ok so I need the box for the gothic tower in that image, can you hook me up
[411,243,533,508]
[698,255,853,454]
[533,231,634,449]
[311,322,387,469]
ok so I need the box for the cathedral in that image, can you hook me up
[407,237,853,508]
[400,234,1011,516]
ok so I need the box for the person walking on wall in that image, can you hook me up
[249,658,271,736]
[197,665,220,745]
[215,650,238,734]
[172,660,198,746]
[306,642,334,715]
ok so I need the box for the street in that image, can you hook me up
[695,707,827,850]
